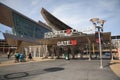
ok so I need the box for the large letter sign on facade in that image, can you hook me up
[57,40,71,46]
[57,40,77,46]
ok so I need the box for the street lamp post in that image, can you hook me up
[90,18,106,69]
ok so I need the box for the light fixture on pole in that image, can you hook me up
[98,20,106,32]
[90,18,106,69]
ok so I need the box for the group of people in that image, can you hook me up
[15,52,32,62]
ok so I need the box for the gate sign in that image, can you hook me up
[57,40,77,46]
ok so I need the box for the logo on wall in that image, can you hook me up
[57,40,77,46]
[66,29,71,34]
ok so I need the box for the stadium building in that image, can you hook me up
[0,3,119,60]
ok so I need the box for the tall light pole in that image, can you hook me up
[90,18,106,69]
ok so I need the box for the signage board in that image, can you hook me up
[57,40,77,46]
[44,29,78,38]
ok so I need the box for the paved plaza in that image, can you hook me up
[0,59,120,80]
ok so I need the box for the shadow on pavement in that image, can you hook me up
[44,67,64,72]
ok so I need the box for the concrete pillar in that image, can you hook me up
[41,45,43,57]
[43,45,46,57]
[36,47,38,57]
[38,46,40,57]
[24,48,28,56]
[39,45,42,57]
[45,45,48,57]
[33,47,36,57]
[29,46,31,53]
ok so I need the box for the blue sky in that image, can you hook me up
[0,0,120,39]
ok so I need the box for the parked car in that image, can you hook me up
[105,52,110,56]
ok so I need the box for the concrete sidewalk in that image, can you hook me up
[110,60,120,77]
[0,57,54,67]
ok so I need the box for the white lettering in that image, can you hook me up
[44,29,79,38]
[57,40,72,46]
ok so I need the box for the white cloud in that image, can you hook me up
[0,0,120,36]
[31,0,40,6]
[52,0,120,34]
[52,3,96,31]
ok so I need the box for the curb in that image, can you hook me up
[0,58,55,67]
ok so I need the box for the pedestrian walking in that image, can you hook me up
[28,52,32,60]
[64,47,70,60]
[15,52,19,62]
[19,52,23,62]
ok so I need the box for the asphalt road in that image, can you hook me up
[0,59,119,80]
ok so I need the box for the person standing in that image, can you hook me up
[64,47,69,60]
[19,52,23,62]
[15,52,19,62]
[28,52,32,60]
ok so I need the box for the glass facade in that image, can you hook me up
[12,12,50,39]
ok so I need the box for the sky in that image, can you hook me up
[0,0,120,39]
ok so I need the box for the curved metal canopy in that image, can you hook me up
[41,8,72,30]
